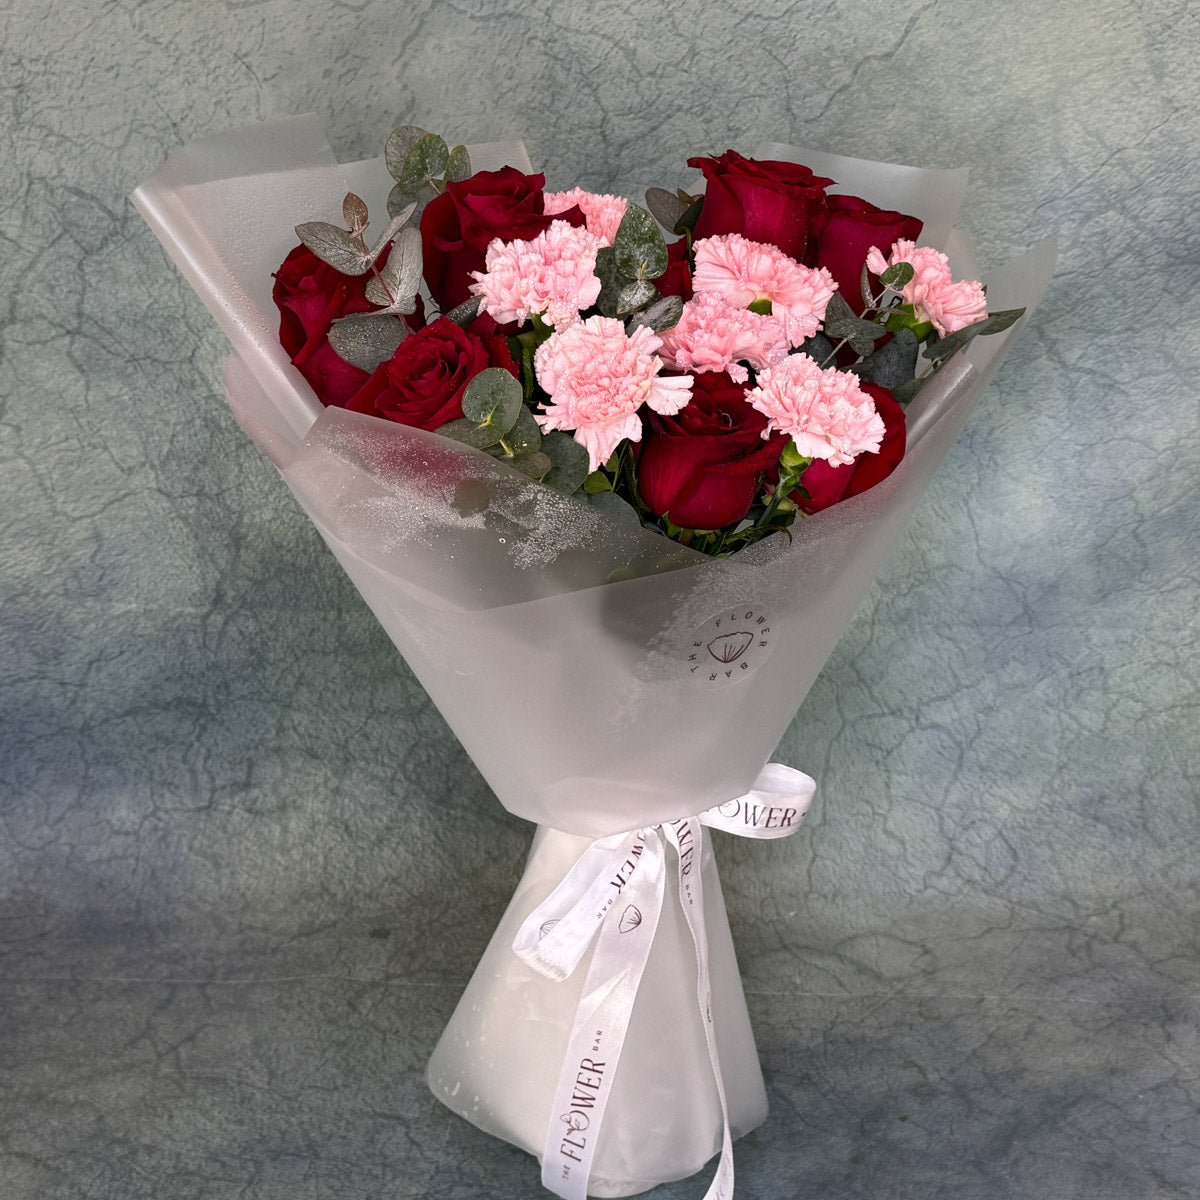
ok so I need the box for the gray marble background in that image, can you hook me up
[3,1,1197,1197]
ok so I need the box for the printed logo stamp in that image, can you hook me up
[684,604,773,686]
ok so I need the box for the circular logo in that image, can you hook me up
[684,604,773,686]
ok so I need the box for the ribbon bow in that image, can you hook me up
[512,763,816,1200]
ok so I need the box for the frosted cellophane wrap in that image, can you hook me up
[426,824,764,1197]
[135,116,1053,839]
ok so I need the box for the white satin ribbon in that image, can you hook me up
[512,763,816,1200]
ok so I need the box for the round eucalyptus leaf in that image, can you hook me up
[615,279,659,315]
[342,192,369,231]
[508,450,553,481]
[326,315,409,371]
[446,144,472,182]
[614,204,668,280]
[387,184,420,219]
[462,368,522,432]
[588,490,642,525]
[295,221,368,275]
[541,432,592,495]
[645,186,686,232]
[437,418,504,450]
[399,134,450,194]
[385,126,430,180]
[504,406,542,455]
[879,261,915,290]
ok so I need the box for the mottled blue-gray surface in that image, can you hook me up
[2,2,1198,1198]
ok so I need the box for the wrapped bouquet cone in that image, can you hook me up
[133,116,1054,1198]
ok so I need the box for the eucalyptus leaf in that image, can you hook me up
[628,294,684,334]
[674,195,704,235]
[860,261,875,310]
[385,126,430,180]
[461,367,522,431]
[582,469,613,495]
[342,192,369,231]
[879,261,915,290]
[387,183,421,219]
[892,376,925,405]
[326,314,409,370]
[851,327,919,390]
[594,245,626,318]
[797,333,835,364]
[978,307,1025,334]
[399,134,450,193]
[437,417,504,450]
[502,406,542,455]
[921,323,985,362]
[507,450,553,481]
[295,221,368,275]
[541,431,591,495]
[614,204,668,280]
[588,490,642,525]
[823,313,886,355]
[370,226,423,306]
[645,186,687,232]
[446,144,472,182]
[615,279,659,315]
[443,295,483,326]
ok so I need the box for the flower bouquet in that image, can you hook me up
[133,115,1053,1199]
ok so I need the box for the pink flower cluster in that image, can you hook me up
[746,353,886,466]
[658,292,788,383]
[544,188,629,245]
[866,239,987,336]
[471,220,603,328]
[534,316,693,470]
[692,234,838,346]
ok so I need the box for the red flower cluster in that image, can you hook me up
[272,148,923,541]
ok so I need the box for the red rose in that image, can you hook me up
[420,167,585,312]
[687,150,834,264]
[815,196,923,314]
[346,316,517,431]
[638,372,787,529]
[654,237,694,301]
[273,244,378,407]
[793,382,906,513]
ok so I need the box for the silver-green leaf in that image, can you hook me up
[614,204,668,280]
[644,186,687,232]
[295,221,368,275]
[385,126,431,181]
[446,144,472,182]
[540,431,591,495]
[398,134,450,194]
[326,314,409,370]
[461,368,522,432]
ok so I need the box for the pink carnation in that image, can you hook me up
[534,316,693,470]
[746,353,885,467]
[658,292,789,383]
[866,239,988,336]
[545,188,629,246]
[470,220,602,328]
[692,233,837,346]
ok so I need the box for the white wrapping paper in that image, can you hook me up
[133,117,1055,1197]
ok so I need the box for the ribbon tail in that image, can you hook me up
[539,832,668,1200]
[665,818,735,1200]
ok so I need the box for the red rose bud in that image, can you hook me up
[815,196,923,315]
[687,150,834,265]
[273,244,380,407]
[420,167,586,312]
[638,371,787,530]
[346,316,517,432]
[793,382,906,513]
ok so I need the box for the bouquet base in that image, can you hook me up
[427,824,768,1197]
